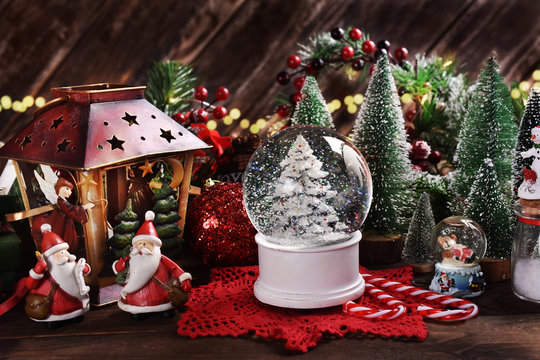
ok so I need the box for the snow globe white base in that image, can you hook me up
[254,231,365,309]
[429,263,485,298]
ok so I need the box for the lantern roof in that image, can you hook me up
[0,84,211,171]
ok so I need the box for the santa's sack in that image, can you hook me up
[24,282,57,320]
[152,276,189,308]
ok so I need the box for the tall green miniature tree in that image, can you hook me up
[290,75,334,128]
[401,192,435,265]
[451,57,517,208]
[350,53,415,234]
[513,87,540,196]
[107,199,140,258]
[464,158,513,259]
[152,180,182,252]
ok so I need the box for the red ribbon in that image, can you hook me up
[518,216,540,226]
[0,278,28,316]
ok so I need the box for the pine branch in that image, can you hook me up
[145,60,197,116]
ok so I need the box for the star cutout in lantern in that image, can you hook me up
[56,138,71,153]
[160,129,176,143]
[106,135,125,151]
[50,115,64,129]
[138,159,156,177]
[20,135,33,150]
[122,112,139,126]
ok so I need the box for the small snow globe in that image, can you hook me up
[429,216,486,298]
[244,125,372,308]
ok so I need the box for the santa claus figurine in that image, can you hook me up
[26,223,91,325]
[113,211,192,317]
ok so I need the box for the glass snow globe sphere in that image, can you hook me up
[429,216,487,298]
[244,125,372,308]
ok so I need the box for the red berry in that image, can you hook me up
[411,140,431,160]
[341,46,354,60]
[417,161,431,172]
[369,64,376,75]
[311,58,324,70]
[277,104,290,117]
[349,28,362,41]
[352,59,365,71]
[294,76,306,90]
[277,71,291,85]
[215,87,229,101]
[287,55,302,69]
[292,91,303,103]
[405,109,416,121]
[193,108,208,123]
[362,40,376,54]
[172,112,187,124]
[194,86,208,101]
[212,106,227,119]
[427,150,442,164]
[394,47,409,62]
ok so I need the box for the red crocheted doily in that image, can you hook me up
[177,265,428,352]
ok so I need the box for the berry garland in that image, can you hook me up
[275,26,409,116]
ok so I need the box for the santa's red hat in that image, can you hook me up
[40,224,69,258]
[132,211,162,247]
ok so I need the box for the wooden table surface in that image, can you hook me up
[2,261,540,360]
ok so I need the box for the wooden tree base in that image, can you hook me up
[411,263,435,273]
[480,257,511,283]
[359,230,404,265]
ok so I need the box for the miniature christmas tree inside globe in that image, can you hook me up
[244,125,372,248]
[429,216,487,298]
[430,216,487,266]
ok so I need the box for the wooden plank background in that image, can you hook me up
[0,0,539,141]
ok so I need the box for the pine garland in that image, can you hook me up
[145,60,197,116]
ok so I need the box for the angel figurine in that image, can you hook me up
[31,165,94,252]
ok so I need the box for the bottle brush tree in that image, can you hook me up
[349,52,415,234]
[401,192,435,266]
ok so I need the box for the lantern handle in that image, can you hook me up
[32,96,70,118]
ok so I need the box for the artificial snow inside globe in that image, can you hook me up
[429,216,487,298]
[243,125,372,308]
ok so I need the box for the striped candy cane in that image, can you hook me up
[343,273,479,322]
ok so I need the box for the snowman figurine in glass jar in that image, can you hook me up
[429,216,487,298]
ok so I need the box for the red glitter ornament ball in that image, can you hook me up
[184,182,258,266]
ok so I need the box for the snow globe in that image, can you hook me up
[243,125,372,308]
[429,216,486,298]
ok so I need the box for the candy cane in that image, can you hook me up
[343,273,479,322]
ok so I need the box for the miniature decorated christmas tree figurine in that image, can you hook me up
[107,199,140,259]
[401,192,435,272]
[464,158,514,259]
[290,75,334,128]
[151,180,182,255]
[349,52,415,235]
[26,224,91,326]
[451,56,517,211]
[513,88,540,198]
[113,211,192,318]
[429,217,486,298]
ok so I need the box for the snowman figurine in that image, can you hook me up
[519,126,540,199]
